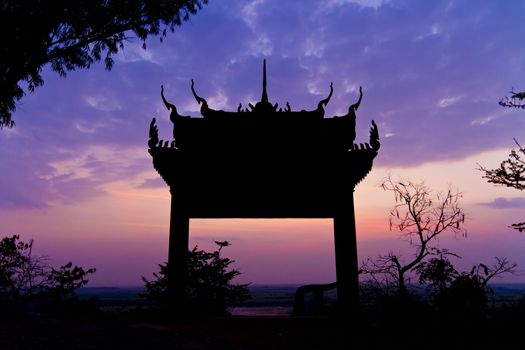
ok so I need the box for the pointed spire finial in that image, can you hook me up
[261,59,268,103]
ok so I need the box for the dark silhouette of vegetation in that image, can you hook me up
[0,235,46,304]
[0,0,207,127]
[0,235,96,315]
[415,249,460,298]
[417,253,517,312]
[361,177,466,300]
[360,178,517,314]
[478,139,525,231]
[499,89,525,109]
[142,241,251,316]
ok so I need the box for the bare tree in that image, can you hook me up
[475,257,518,287]
[361,177,466,299]
[478,139,525,232]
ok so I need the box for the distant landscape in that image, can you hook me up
[76,283,525,316]
[76,284,307,315]
[4,283,525,349]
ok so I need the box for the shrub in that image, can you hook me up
[0,234,96,316]
[143,241,250,315]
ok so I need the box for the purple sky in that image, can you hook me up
[2,0,525,286]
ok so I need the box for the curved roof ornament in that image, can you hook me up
[316,82,333,114]
[369,120,380,151]
[164,61,365,122]
[350,86,363,112]
[335,86,363,120]
[161,85,189,122]
[161,85,175,111]
[181,59,336,118]
[191,79,211,116]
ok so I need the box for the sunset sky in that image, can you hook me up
[2,0,525,286]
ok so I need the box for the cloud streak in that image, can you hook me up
[479,197,525,209]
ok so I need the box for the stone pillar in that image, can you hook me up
[333,190,359,315]
[168,189,190,312]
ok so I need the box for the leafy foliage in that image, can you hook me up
[0,0,207,127]
[415,250,459,296]
[417,255,516,312]
[499,89,525,109]
[0,235,47,303]
[479,140,525,191]
[143,241,251,315]
[478,139,525,232]
[0,235,96,314]
[43,262,96,301]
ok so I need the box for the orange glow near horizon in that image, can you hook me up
[2,148,525,286]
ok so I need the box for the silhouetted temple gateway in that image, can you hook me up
[148,61,380,314]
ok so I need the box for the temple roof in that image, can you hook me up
[161,59,351,120]
[151,60,379,155]
[147,61,380,214]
